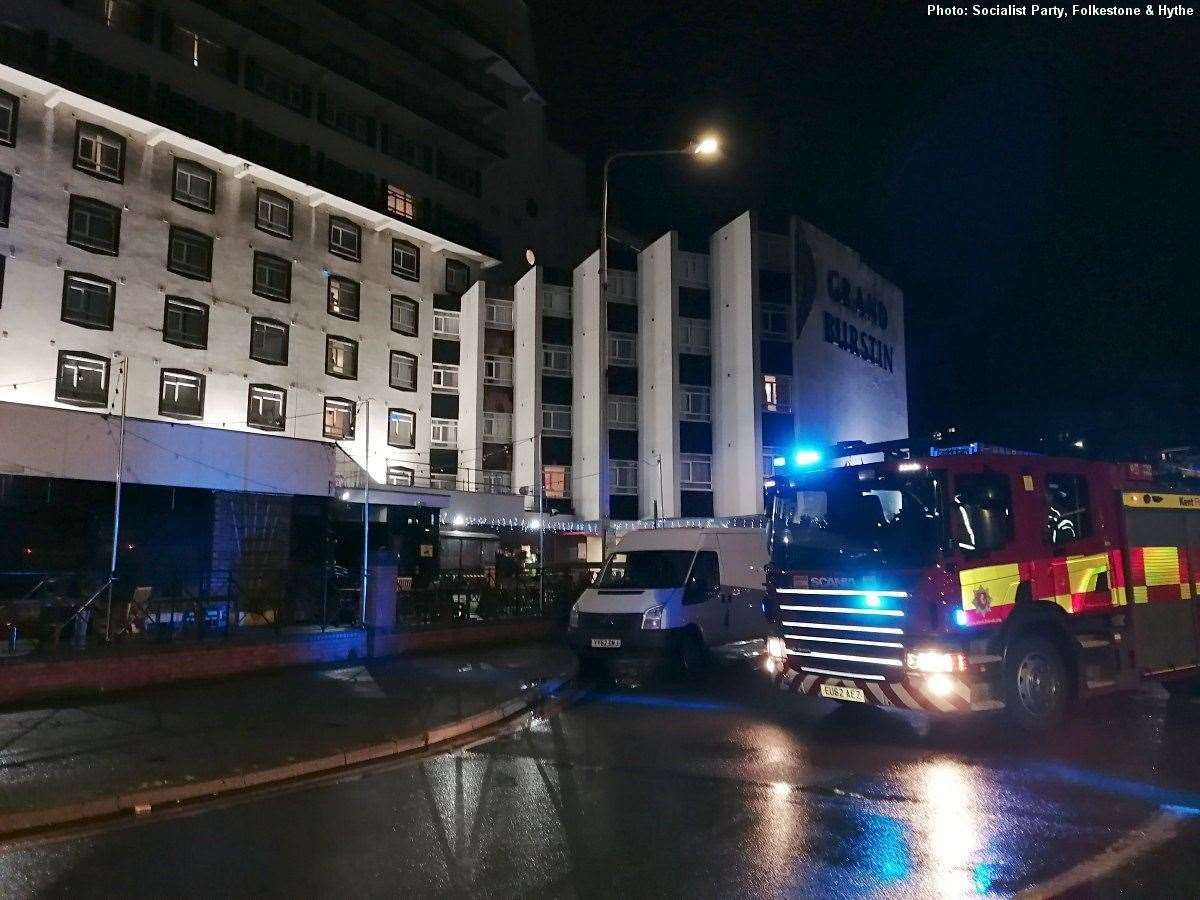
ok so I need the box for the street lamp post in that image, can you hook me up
[596,135,719,550]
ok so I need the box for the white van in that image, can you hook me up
[567,527,768,666]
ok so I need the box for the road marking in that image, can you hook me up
[1015,808,1188,899]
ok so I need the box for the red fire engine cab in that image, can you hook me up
[762,441,1200,729]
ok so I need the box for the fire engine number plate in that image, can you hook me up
[819,684,866,703]
[591,638,621,648]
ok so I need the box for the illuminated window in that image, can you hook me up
[326,335,358,379]
[323,397,355,440]
[55,351,109,407]
[387,465,414,487]
[159,369,204,419]
[387,408,415,448]
[433,309,460,339]
[762,373,792,413]
[543,465,571,499]
[247,384,286,431]
[327,276,360,320]
[430,418,458,448]
[387,184,416,220]
[169,24,226,74]
[390,351,417,391]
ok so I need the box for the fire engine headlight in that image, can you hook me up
[568,602,581,630]
[766,636,787,661]
[641,605,666,630]
[906,649,966,673]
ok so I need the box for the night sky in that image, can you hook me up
[532,1,1199,456]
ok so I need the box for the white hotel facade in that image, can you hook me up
[0,4,908,569]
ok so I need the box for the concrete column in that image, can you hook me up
[638,231,680,519]
[457,281,486,491]
[571,250,606,521]
[710,212,763,517]
[512,266,542,509]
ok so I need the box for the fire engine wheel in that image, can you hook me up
[1005,635,1071,730]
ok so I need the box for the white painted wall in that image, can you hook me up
[571,251,605,521]
[638,231,680,519]
[511,265,541,509]
[790,218,908,446]
[457,281,486,490]
[710,212,763,517]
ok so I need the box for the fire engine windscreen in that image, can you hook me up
[769,470,944,569]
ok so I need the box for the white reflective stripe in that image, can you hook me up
[785,633,904,649]
[776,588,908,597]
[800,665,886,681]
[799,674,817,691]
[918,682,956,713]
[778,604,904,617]
[781,620,903,635]
[792,649,904,667]
[866,683,891,704]
[891,682,922,708]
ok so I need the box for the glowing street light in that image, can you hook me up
[692,135,720,156]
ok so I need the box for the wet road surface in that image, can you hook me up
[5,654,1200,898]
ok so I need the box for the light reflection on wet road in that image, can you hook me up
[5,656,1200,898]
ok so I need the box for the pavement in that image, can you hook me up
[0,639,576,836]
[7,651,1200,897]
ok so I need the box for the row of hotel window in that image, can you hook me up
[0,113,473,286]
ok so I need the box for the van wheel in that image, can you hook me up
[1004,634,1071,731]
[678,630,710,676]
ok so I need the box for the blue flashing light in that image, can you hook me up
[953,608,969,627]
[793,449,822,467]
[864,593,882,608]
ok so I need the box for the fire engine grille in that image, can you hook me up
[777,589,908,682]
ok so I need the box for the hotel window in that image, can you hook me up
[543,465,571,499]
[542,286,571,317]
[256,190,292,238]
[0,90,17,147]
[430,417,458,448]
[247,384,286,431]
[162,296,209,349]
[432,363,460,393]
[761,304,791,339]
[391,295,418,336]
[484,355,513,385]
[680,385,711,422]
[482,411,512,442]
[67,196,121,255]
[542,344,571,375]
[326,336,358,379]
[480,470,512,494]
[74,123,124,181]
[390,350,417,391]
[329,216,361,261]
[762,373,792,413]
[252,252,291,301]
[169,24,226,75]
[485,299,513,329]
[386,464,415,487]
[445,259,471,295]
[323,397,355,440]
[167,226,213,280]
[433,309,460,339]
[430,471,457,490]
[87,0,143,35]
[608,395,638,430]
[249,64,308,114]
[542,403,571,436]
[159,369,204,419]
[392,239,419,280]
[387,408,416,448]
[172,159,216,212]
[678,318,711,355]
[680,454,713,490]
[249,318,289,365]
[61,272,115,330]
[387,184,416,220]
[607,332,637,367]
[610,460,638,496]
[0,172,10,227]
[327,276,360,320]
[56,351,109,407]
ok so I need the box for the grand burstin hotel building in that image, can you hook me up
[0,0,907,579]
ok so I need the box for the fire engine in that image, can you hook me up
[762,440,1200,729]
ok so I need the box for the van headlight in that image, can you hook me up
[641,605,665,630]
[766,635,787,661]
[905,649,966,673]
[568,602,580,630]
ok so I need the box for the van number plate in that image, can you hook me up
[819,684,866,703]
[591,638,621,648]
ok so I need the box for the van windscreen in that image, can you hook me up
[597,550,695,590]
